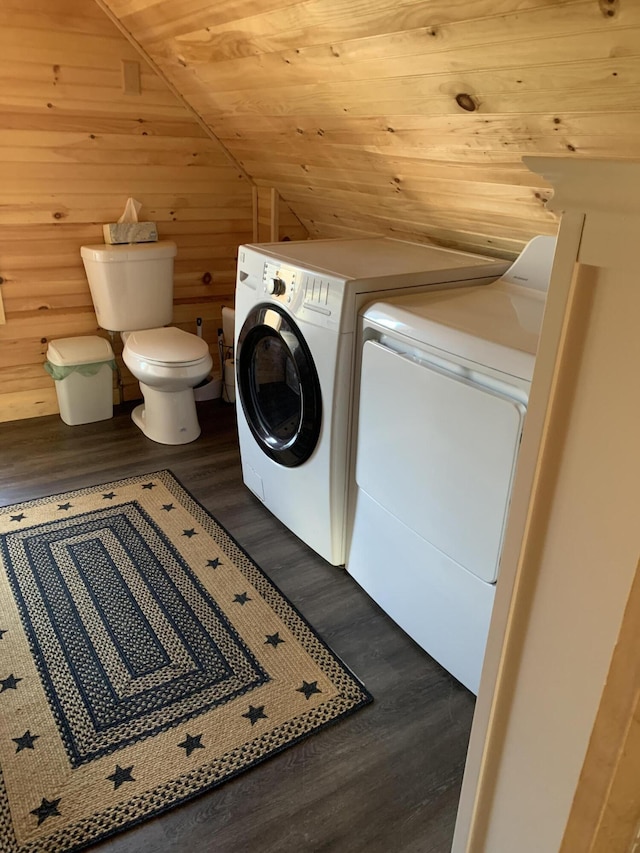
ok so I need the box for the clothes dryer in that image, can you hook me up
[347,236,556,692]
[234,237,509,565]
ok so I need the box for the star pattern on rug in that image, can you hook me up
[30,797,61,826]
[242,705,267,726]
[13,730,39,752]
[0,674,22,693]
[10,513,25,522]
[0,470,373,853]
[182,528,197,538]
[107,764,135,789]
[178,733,205,757]
[297,680,322,700]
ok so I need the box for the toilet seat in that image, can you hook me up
[124,327,209,366]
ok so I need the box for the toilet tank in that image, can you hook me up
[80,241,177,332]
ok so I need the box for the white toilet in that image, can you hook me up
[80,240,212,445]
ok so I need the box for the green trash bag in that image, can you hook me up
[44,359,117,381]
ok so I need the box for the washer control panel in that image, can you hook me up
[263,263,296,299]
[261,261,343,329]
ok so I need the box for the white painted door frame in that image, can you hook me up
[453,157,640,853]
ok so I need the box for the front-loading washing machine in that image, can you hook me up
[346,236,556,692]
[234,237,509,566]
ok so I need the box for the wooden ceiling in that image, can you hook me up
[97,0,640,258]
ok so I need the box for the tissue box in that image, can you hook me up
[102,222,158,245]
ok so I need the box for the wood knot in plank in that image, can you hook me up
[202,272,212,285]
[455,93,478,112]
[598,0,618,17]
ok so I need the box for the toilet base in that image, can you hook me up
[131,384,201,445]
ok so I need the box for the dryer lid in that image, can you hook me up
[124,327,209,364]
[363,283,544,381]
[361,235,555,381]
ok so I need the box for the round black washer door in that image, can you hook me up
[237,303,322,467]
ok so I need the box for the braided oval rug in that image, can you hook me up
[0,470,371,853]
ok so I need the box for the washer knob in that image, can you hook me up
[267,277,286,296]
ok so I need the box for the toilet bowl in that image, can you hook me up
[122,326,212,445]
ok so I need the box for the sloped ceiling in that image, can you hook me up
[97,0,640,259]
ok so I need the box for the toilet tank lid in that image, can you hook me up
[80,240,177,263]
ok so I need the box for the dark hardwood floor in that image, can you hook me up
[0,401,475,853]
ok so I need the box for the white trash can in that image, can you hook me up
[45,336,115,425]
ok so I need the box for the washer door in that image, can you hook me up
[237,304,322,467]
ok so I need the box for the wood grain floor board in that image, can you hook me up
[0,400,474,852]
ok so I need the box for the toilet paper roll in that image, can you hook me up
[222,307,235,350]
[222,358,236,404]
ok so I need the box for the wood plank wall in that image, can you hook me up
[99,0,640,260]
[5,0,640,422]
[0,0,261,423]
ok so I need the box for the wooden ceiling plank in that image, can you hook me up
[277,184,554,224]
[161,0,590,62]
[207,110,640,139]
[199,83,640,119]
[231,130,640,169]
[287,196,551,241]
[171,4,635,81]
[186,50,640,98]
[292,204,531,254]
[110,0,305,41]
